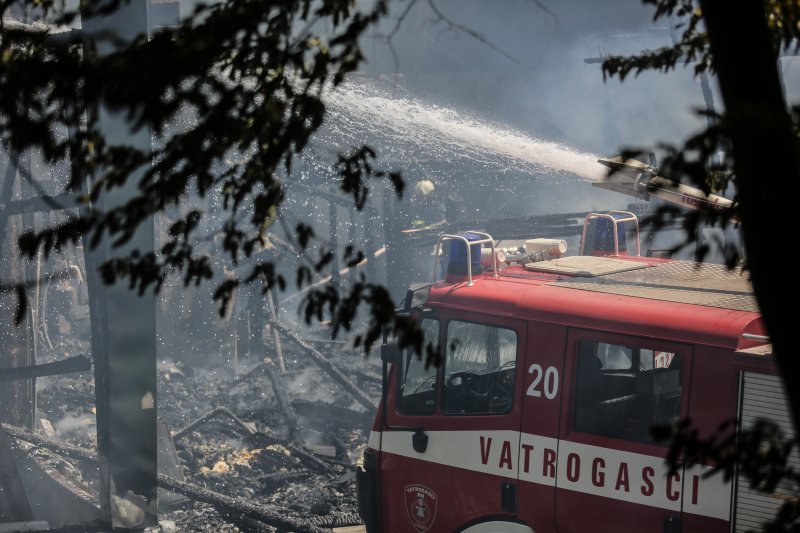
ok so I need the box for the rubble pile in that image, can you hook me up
[30,330,382,532]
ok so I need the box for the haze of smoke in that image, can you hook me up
[55,413,96,435]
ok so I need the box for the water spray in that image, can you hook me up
[323,80,608,182]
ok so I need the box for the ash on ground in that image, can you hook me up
[34,328,381,532]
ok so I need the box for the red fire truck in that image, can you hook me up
[356,210,785,533]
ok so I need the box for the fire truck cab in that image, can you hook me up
[357,214,783,533]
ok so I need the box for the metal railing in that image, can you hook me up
[579,210,640,257]
[432,232,499,286]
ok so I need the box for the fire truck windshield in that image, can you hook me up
[442,320,517,415]
[395,318,518,416]
[398,319,440,415]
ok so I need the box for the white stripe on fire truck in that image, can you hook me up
[368,430,381,450]
[373,430,731,521]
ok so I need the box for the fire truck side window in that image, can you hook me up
[573,340,682,444]
[442,321,517,415]
[397,319,440,415]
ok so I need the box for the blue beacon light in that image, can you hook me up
[445,232,483,276]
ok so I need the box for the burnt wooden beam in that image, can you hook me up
[269,319,377,411]
[157,474,326,533]
[0,355,91,382]
[263,363,301,444]
[0,193,80,216]
[1,423,96,466]
[171,407,254,441]
[266,290,286,372]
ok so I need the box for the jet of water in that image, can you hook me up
[321,80,607,182]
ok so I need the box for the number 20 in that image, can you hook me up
[526,364,558,399]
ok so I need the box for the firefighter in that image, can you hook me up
[407,178,441,230]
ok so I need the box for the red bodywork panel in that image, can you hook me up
[432,261,759,349]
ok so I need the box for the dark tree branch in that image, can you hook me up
[381,0,419,73]
[425,0,519,64]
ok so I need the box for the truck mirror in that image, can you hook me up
[381,343,403,365]
[402,283,432,311]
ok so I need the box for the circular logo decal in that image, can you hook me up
[404,484,438,533]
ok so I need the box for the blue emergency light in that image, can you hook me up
[445,232,483,276]
[579,211,641,257]
[593,214,628,254]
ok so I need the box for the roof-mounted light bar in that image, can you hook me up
[433,232,499,286]
[580,210,641,257]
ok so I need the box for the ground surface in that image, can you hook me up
[31,329,382,532]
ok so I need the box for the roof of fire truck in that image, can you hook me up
[425,254,763,350]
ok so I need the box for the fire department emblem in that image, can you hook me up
[404,484,438,532]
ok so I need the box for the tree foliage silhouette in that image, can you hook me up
[604,1,800,529]
[0,0,426,353]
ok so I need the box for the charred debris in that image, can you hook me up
[1,290,382,532]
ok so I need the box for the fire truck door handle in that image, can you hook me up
[501,481,517,514]
[663,514,681,533]
[412,430,428,453]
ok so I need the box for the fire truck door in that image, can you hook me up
[554,330,692,533]
[381,311,526,532]
[516,322,567,533]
